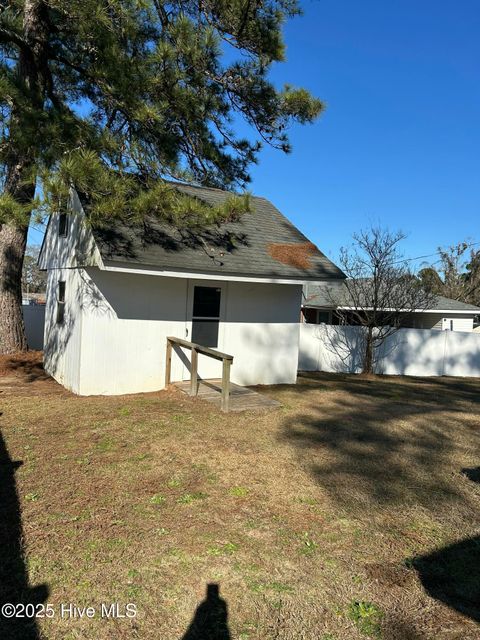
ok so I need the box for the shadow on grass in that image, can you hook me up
[0,427,49,639]
[282,372,480,510]
[181,584,230,640]
[281,372,480,627]
[462,467,480,484]
[413,535,480,623]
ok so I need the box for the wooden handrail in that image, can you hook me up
[166,336,233,362]
[165,336,233,412]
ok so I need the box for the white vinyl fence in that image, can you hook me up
[299,323,480,378]
[23,305,45,350]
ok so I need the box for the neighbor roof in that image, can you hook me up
[303,282,480,313]
[87,182,345,281]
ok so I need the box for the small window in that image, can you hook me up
[317,311,331,324]
[56,281,66,324]
[191,286,221,347]
[58,213,68,237]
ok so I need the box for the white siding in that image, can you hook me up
[224,281,301,386]
[450,316,474,332]
[43,267,302,395]
[43,268,84,393]
[77,269,188,395]
[412,313,474,332]
[38,190,102,270]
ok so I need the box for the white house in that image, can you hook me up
[302,282,480,332]
[39,183,345,395]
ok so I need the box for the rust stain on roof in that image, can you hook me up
[267,242,319,270]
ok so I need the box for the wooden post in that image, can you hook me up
[221,358,231,412]
[190,346,198,396]
[165,336,233,409]
[165,338,172,387]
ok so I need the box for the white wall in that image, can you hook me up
[447,316,474,332]
[22,305,45,350]
[38,190,102,271]
[299,323,480,378]
[224,281,301,386]
[43,268,85,393]
[413,313,474,332]
[77,269,188,395]
[43,267,302,395]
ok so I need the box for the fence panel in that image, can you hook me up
[22,305,45,350]
[299,324,480,378]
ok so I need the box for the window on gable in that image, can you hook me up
[56,281,66,324]
[58,213,68,237]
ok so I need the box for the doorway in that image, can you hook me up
[184,281,227,380]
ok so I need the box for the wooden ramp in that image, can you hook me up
[174,379,281,412]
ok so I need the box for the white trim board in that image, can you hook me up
[101,263,338,286]
[302,305,479,315]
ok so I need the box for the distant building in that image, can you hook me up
[302,282,480,333]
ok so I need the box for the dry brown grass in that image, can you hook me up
[0,356,479,639]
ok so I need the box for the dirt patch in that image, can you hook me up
[0,351,47,380]
[365,562,415,588]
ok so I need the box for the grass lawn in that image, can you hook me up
[0,354,479,639]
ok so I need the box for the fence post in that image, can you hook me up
[165,338,172,387]
[221,358,231,412]
[442,330,448,376]
[190,346,198,396]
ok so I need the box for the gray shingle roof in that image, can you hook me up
[89,182,345,281]
[303,282,480,313]
[431,295,480,312]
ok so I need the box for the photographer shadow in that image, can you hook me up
[181,584,231,640]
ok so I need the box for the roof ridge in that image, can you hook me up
[163,178,267,201]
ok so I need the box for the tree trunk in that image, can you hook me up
[0,156,33,353]
[0,225,28,353]
[363,326,374,374]
[0,0,48,354]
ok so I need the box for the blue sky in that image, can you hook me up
[29,0,480,269]
[238,0,480,267]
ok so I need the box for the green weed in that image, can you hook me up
[347,600,383,637]
[299,531,318,556]
[177,492,207,504]
[229,486,249,497]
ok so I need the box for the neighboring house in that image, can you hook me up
[302,282,480,333]
[38,183,344,395]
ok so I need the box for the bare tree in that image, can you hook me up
[330,227,434,374]
[419,241,480,306]
[21,245,46,297]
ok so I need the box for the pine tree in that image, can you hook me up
[0,0,323,353]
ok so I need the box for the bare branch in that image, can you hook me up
[328,226,435,373]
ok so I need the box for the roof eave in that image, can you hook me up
[100,260,344,285]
